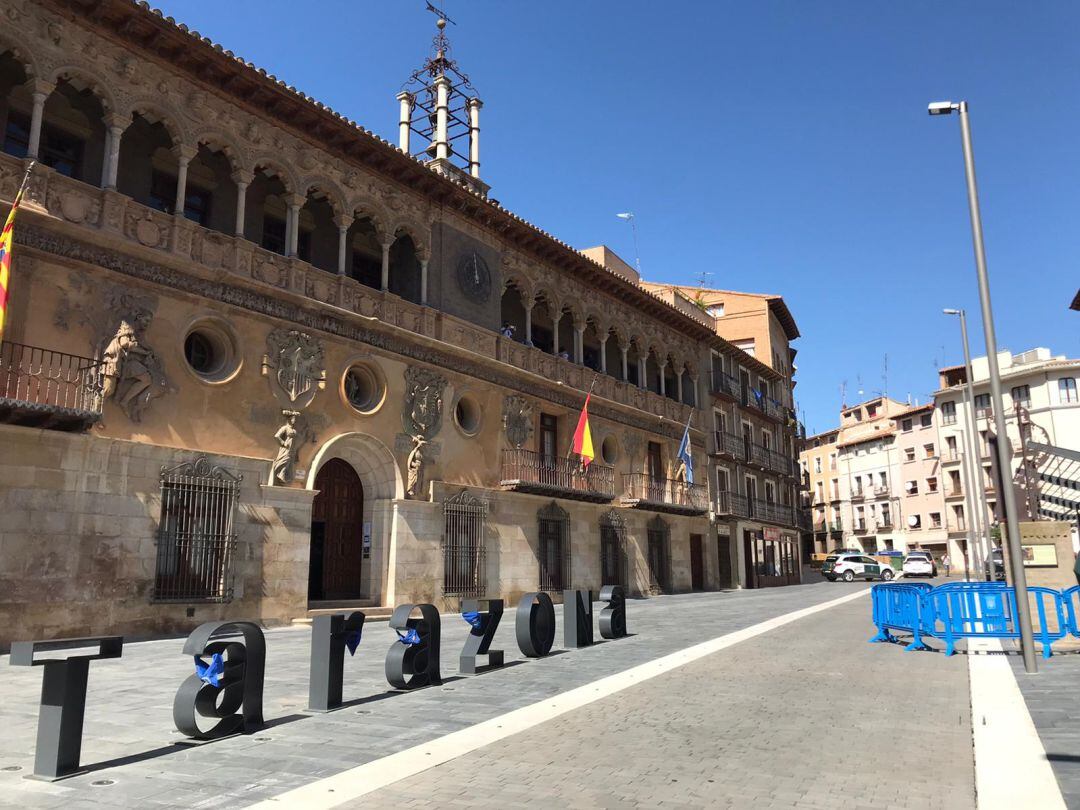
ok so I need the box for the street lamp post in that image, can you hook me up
[944,308,993,581]
[930,100,1038,674]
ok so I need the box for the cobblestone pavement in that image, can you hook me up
[354,591,976,810]
[0,581,974,809]
[1009,650,1080,808]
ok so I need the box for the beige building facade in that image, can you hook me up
[0,2,807,647]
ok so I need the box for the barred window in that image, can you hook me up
[599,510,629,589]
[154,457,242,603]
[646,516,671,594]
[537,501,571,592]
[442,490,487,598]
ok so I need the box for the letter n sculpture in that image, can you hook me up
[563,589,594,648]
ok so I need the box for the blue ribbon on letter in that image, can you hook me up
[462,611,482,629]
[345,629,362,656]
[194,653,225,687]
[396,628,421,645]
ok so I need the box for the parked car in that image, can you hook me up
[902,552,937,578]
[985,548,1005,581]
[822,553,895,582]
[828,547,862,556]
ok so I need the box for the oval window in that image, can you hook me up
[344,364,384,414]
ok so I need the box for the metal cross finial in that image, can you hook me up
[425,1,456,27]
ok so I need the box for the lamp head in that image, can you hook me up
[928,101,959,116]
[616,212,634,221]
[942,308,961,316]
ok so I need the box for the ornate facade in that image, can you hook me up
[0,1,803,646]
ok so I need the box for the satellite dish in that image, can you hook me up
[907,515,919,527]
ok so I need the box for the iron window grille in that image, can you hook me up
[646,515,672,595]
[600,510,629,590]
[537,501,571,593]
[153,456,242,603]
[442,490,488,599]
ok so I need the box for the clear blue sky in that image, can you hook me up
[154,1,1078,433]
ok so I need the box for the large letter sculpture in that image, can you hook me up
[9,636,123,779]
[173,621,265,740]
[563,589,594,648]
[308,612,366,712]
[385,603,442,689]
[599,585,627,639]
[459,599,504,674]
[515,591,556,657]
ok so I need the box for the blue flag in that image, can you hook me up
[345,629,362,656]
[194,653,225,687]
[677,418,693,485]
[396,628,421,645]
[462,611,482,629]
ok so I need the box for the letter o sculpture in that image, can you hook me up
[515,591,556,657]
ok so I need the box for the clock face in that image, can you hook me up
[456,251,492,304]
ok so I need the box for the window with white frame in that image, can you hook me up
[941,401,957,425]
[1060,377,1078,404]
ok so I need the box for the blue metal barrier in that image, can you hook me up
[871,582,1070,659]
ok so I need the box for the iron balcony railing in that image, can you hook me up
[853,522,869,534]
[813,520,827,532]
[877,519,893,530]
[748,498,794,527]
[796,511,812,531]
[709,370,741,400]
[829,520,843,532]
[945,487,965,499]
[748,441,771,469]
[0,340,104,429]
[716,489,749,518]
[873,485,890,497]
[975,407,993,420]
[622,473,708,514]
[713,430,743,458]
[943,449,961,462]
[499,449,615,502]
[850,489,865,501]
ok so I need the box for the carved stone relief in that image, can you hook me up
[261,327,326,408]
[502,395,534,449]
[269,409,317,485]
[401,366,446,441]
[100,311,168,423]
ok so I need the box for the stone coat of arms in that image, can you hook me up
[402,366,446,441]
[502,395,534,448]
[262,328,326,407]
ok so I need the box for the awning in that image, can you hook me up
[1026,440,1080,523]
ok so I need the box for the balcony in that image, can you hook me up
[712,430,743,459]
[500,449,615,503]
[813,519,827,533]
[709,370,741,401]
[621,473,708,515]
[748,499,795,527]
[0,341,104,431]
[877,519,893,530]
[873,485,890,497]
[829,520,843,533]
[945,488,965,500]
[853,522,869,534]
[796,511,812,532]
[850,490,865,501]
[942,450,961,464]
[747,441,771,470]
[975,407,993,421]
[716,489,749,519]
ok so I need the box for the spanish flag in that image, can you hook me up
[0,164,32,342]
[571,393,594,468]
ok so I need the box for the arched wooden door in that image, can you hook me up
[309,458,364,601]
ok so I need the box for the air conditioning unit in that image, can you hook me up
[907,515,920,528]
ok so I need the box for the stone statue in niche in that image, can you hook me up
[406,436,428,498]
[502,395,533,449]
[270,409,317,485]
[262,328,326,407]
[100,313,167,422]
[402,366,446,441]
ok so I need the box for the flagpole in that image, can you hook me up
[0,160,36,346]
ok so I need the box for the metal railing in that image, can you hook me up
[748,499,794,526]
[716,489,749,518]
[713,430,742,457]
[829,520,844,532]
[709,370,741,400]
[500,449,615,500]
[946,487,964,498]
[0,340,104,421]
[623,473,708,512]
[443,491,488,598]
[748,441,771,469]
[873,485,890,496]
[851,489,865,501]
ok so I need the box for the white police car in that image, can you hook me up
[822,553,895,582]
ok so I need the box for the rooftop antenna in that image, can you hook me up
[856,373,864,397]
[840,380,847,409]
[615,212,641,273]
[696,271,713,288]
[882,353,888,402]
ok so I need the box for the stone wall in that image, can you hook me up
[0,425,313,650]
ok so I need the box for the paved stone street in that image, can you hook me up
[0,581,976,809]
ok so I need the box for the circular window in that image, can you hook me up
[601,435,619,465]
[344,364,384,414]
[182,320,239,383]
[453,393,482,436]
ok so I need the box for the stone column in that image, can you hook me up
[659,359,667,397]
[467,97,482,178]
[103,114,126,190]
[380,238,392,291]
[285,193,304,257]
[620,346,629,381]
[172,145,196,218]
[523,301,533,346]
[396,91,413,153]
[599,334,608,374]
[552,310,562,355]
[419,256,429,305]
[334,214,352,275]
[676,368,684,403]
[25,80,53,161]
[232,169,252,237]
[639,358,648,389]
[434,75,451,161]
[574,324,585,364]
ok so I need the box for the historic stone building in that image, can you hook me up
[0,1,802,646]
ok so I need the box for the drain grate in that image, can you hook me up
[91,779,116,787]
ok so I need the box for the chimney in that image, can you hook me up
[468,97,482,178]
[397,91,414,153]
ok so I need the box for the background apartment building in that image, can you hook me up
[934,347,1080,563]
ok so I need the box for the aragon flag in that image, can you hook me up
[571,393,594,468]
[0,163,33,342]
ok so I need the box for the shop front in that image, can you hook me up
[743,526,802,588]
